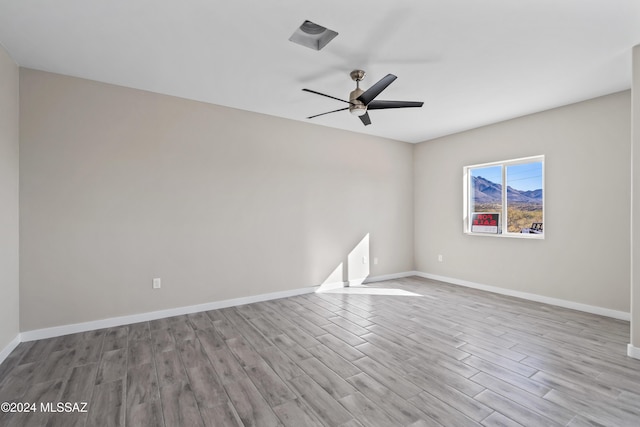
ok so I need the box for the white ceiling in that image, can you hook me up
[1,1,639,143]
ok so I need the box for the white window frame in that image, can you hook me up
[463,155,544,239]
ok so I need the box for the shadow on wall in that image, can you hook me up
[315,233,423,297]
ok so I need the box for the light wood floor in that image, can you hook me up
[1,276,639,426]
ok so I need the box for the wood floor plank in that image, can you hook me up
[224,377,282,427]
[160,382,204,427]
[271,333,313,363]
[530,370,621,400]
[408,391,482,427]
[126,400,164,427]
[96,348,127,385]
[196,328,226,355]
[289,313,329,337]
[61,363,98,402]
[128,339,153,367]
[403,360,486,398]
[128,322,151,342]
[7,379,64,427]
[226,336,263,368]
[47,410,88,427]
[306,343,361,379]
[126,362,159,407]
[87,379,125,427]
[298,357,357,399]
[176,337,211,369]
[459,344,537,377]
[31,348,76,383]
[200,400,244,427]
[244,360,297,407]
[463,355,550,397]
[543,388,640,426]
[287,373,354,426]
[155,349,188,387]
[278,322,323,349]
[475,389,563,427]
[470,371,575,425]
[185,363,227,408]
[411,377,493,422]
[327,316,373,337]
[170,319,196,342]
[339,391,413,427]
[103,326,129,352]
[521,352,602,380]
[73,336,105,366]
[566,414,610,427]
[151,329,176,354]
[205,308,228,323]
[249,317,284,340]
[345,372,431,426]
[353,356,421,399]
[273,398,325,427]
[406,352,479,379]
[0,342,33,384]
[481,411,524,427]
[2,276,640,427]
[187,312,214,330]
[322,323,367,347]
[208,347,249,385]
[255,345,305,381]
[223,308,272,349]
[0,362,38,401]
[317,333,366,362]
[297,307,335,328]
[19,337,59,364]
[211,318,242,340]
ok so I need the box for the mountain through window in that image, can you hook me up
[464,156,544,237]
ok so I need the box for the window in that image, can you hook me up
[464,156,544,238]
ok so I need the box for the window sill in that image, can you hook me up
[464,231,544,240]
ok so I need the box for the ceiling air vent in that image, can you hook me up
[289,20,338,51]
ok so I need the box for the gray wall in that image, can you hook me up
[19,69,414,331]
[415,91,631,312]
[0,45,19,352]
[16,68,635,334]
[631,45,640,347]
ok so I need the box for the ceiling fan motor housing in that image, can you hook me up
[349,88,367,116]
[303,69,422,124]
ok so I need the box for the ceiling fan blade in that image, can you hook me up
[357,74,397,105]
[302,89,353,105]
[359,112,371,126]
[367,100,424,110]
[306,107,349,119]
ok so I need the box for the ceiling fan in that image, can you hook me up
[303,70,423,126]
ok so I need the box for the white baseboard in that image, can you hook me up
[628,344,640,359]
[363,271,418,283]
[0,334,21,365]
[21,285,319,342]
[17,272,415,342]
[414,271,630,321]
[316,281,347,292]
[316,271,417,292]
[16,270,631,343]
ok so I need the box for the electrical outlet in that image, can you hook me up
[438,254,443,262]
[373,257,379,265]
[152,278,161,289]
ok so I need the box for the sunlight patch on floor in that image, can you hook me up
[317,285,425,297]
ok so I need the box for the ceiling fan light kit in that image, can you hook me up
[348,70,367,116]
[303,70,424,126]
[289,20,338,51]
